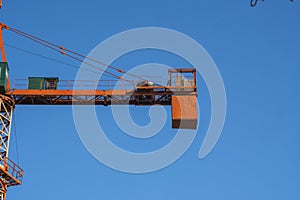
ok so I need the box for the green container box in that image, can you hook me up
[28,77,46,90]
[28,77,59,90]
[0,62,9,93]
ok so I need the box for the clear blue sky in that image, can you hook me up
[1,0,299,199]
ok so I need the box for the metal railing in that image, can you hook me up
[13,79,135,90]
[13,77,165,91]
[0,156,24,184]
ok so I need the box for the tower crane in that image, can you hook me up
[0,15,198,200]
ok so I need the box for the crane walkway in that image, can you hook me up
[0,157,24,187]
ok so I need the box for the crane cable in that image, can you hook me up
[12,115,20,166]
[6,27,124,80]
[7,27,137,84]
[4,43,117,78]
[1,23,145,82]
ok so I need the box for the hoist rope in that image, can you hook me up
[12,115,20,166]
[3,24,146,81]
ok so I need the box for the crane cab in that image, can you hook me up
[0,62,9,93]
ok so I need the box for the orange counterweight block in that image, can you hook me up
[171,95,198,129]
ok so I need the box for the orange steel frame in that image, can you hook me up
[6,85,197,105]
[0,19,198,200]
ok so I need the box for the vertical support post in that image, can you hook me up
[0,23,10,92]
[168,70,171,86]
[193,69,196,92]
[0,25,6,62]
[0,95,14,200]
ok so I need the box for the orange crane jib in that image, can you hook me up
[0,21,198,200]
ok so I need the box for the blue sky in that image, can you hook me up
[1,0,299,199]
